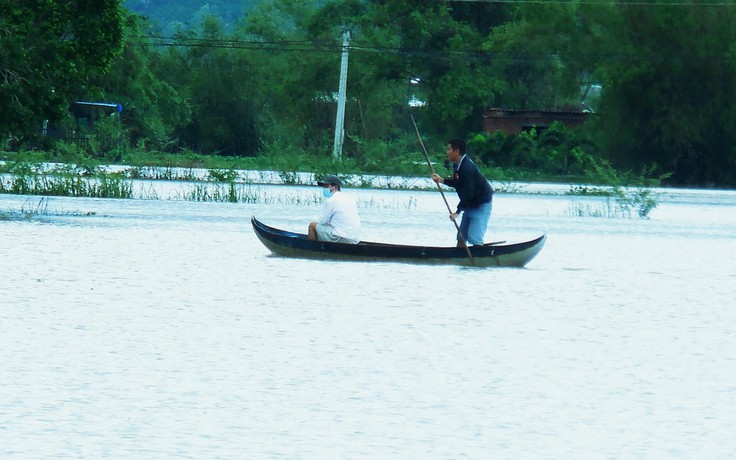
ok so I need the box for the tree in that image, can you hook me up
[0,0,125,140]
[173,16,262,156]
[240,0,336,155]
[595,2,736,186]
[481,1,736,186]
[91,12,191,150]
[349,1,514,139]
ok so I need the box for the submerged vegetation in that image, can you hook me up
[0,161,133,198]
[566,185,659,219]
[0,159,424,210]
[1,156,658,218]
[565,189,658,219]
[0,197,97,220]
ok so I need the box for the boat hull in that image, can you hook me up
[251,217,545,267]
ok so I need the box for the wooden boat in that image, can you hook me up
[251,216,546,267]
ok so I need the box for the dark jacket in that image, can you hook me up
[443,155,493,213]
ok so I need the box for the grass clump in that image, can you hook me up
[0,197,97,220]
[566,187,658,219]
[0,169,133,199]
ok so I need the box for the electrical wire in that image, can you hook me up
[130,35,736,64]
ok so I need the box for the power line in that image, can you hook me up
[131,35,736,64]
[132,35,338,52]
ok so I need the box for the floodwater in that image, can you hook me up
[1,182,736,459]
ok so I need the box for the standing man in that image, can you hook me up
[308,175,361,244]
[431,139,493,246]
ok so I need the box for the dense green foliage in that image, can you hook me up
[0,0,124,138]
[2,0,735,187]
[593,3,736,186]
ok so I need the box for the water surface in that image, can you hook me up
[2,186,735,458]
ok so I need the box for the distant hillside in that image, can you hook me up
[124,0,259,32]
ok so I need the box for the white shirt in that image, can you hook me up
[318,190,361,243]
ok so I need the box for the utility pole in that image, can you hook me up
[332,29,350,161]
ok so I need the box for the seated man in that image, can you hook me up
[308,175,361,244]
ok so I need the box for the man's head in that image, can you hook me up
[317,175,342,191]
[446,138,466,164]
